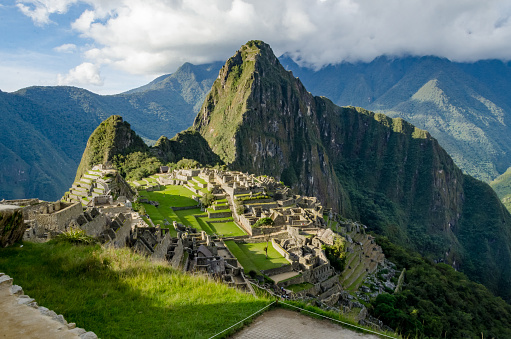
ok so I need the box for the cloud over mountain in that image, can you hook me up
[16,0,511,76]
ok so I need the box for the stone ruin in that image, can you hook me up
[0,204,25,248]
[123,223,254,294]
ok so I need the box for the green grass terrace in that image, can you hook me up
[224,241,289,274]
[138,184,246,237]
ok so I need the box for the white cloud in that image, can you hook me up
[16,0,79,26]
[16,0,511,74]
[54,43,77,53]
[58,62,103,86]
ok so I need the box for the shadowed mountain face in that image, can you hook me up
[0,62,222,201]
[193,40,511,302]
[280,55,511,183]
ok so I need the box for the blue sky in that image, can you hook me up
[2,0,511,95]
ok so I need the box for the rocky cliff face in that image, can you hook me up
[193,41,511,301]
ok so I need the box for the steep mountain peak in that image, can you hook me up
[75,115,148,181]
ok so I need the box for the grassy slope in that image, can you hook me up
[0,242,270,339]
[208,221,246,237]
[491,166,511,212]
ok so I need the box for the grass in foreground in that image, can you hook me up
[0,242,270,339]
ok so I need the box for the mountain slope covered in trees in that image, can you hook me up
[0,62,221,201]
[192,40,511,302]
[280,55,511,182]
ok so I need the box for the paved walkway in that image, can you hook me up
[231,308,381,339]
[0,274,93,339]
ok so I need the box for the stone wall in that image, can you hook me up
[0,199,40,207]
[261,264,293,277]
[0,205,25,247]
[152,232,172,260]
[271,238,294,263]
[80,213,108,237]
[108,214,132,248]
[34,202,82,231]
[207,211,232,218]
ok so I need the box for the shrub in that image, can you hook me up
[52,228,97,245]
[253,217,274,228]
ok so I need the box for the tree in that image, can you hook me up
[200,192,214,208]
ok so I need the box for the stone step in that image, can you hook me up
[83,174,99,180]
[80,178,92,184]
[0,274,13,290]
[71,190,87,198]
[73,186,88,193]
[344,262,367,289]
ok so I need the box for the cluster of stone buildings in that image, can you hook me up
[3,165,387,323]
[150,168,387,302]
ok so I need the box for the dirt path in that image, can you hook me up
[230,308,382,339]
[0,274,93,339]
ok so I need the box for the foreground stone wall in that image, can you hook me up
[0,205,25,247]
[0,273,97,338]
[34,202,83,231]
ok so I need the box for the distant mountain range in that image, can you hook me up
[279,55,511,183]
[0,62,222,201]
[3,49,511,202]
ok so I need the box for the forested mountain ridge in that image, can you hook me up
[280,55,511,182]
[3,52,511,201]
[192,40,511,302]
[0,62,220,201]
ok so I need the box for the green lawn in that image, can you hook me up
[287,282,313,293]
[208,221,247,237]
[174,208,207,232]
[224,241,288,273]
[139,185,197,208]
[139,185,200,236]
[224,241,258,273]
[0,242,270,339]
[192,176,207,185]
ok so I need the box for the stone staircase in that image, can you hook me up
[63,170,108,206]
[340,232,385,291]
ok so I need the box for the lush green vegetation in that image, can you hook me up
[322,237,347,272]
[0,241,270,338]
[114,151,162,182]
[371,236,511,338]
[224,241,288,273]
[252,217,274,228]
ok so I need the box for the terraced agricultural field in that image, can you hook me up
[224,241,288,273]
